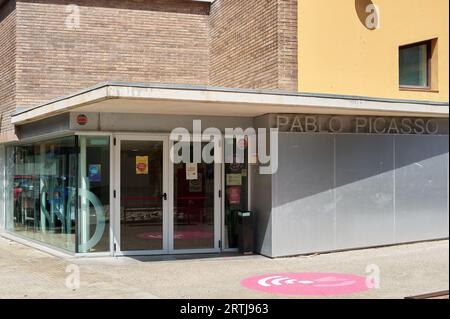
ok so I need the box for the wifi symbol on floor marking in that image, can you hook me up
[257,276,314,287]
[242,273,369,296]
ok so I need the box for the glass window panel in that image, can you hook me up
[78,136,110,253]
[224,138,249,249]
[400,43,429,87]
[6,137,77,252]
[5,146,15,231]
[120,140,164,251]
[173,142,215,250]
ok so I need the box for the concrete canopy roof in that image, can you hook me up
[11,82,449,125]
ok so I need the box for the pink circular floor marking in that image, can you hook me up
[241,272,369,296]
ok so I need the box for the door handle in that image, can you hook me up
[161,193,168,201]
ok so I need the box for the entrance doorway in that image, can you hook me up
[113,135,221,255]
[171,141,221,253]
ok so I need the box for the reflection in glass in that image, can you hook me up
[6,137,77,252]
[174,142,215,250]
[120,141,164,251]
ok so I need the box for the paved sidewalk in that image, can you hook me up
[0,236,448,299]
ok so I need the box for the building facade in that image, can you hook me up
[0,0,448,257]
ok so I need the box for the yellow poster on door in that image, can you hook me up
[136,156,149,175]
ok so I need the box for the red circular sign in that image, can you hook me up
[241,272,369,297]
[76,114,88,126]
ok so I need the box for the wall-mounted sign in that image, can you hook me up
[226,174,242,186]
[136,156,149,175]
[272,114,443,135]
[355,0,380,30]
[70,112,100,130]
[227,186,241,205]
[76,114,88,126]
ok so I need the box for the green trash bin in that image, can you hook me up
[237,211,255,255]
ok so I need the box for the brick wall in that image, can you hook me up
[209,0,297,91]
[15,0,210,108]
[0,0,16,142]
[209,0,279,90]
[0,0,299,141]
[277,0,298,91]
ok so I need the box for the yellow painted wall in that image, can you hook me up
[298,0,449,102]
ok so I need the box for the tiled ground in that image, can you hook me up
[0,236,448,299]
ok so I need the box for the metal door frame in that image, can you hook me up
[113,134,170,256]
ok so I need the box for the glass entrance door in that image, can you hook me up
[114,135,220,255]
[115,136,169,254]
[170,141,221,254]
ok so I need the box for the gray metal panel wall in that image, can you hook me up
[251,124,276,257]
[269,133,449,257]
[335,135,395,250]
[272,133,335,256]
[98,113,255,133]
[16,113,70,140]
[251,164,273,257]
[394,135,449,242]
[17,113,255,137]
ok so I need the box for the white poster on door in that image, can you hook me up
[186,163,198,180]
